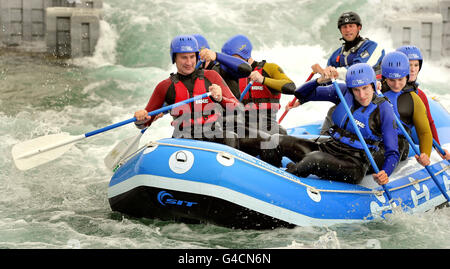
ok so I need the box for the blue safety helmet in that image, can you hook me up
[193,34,210,50]
[381,51,410,79]
[221,34,252,60]
[346,63,377,90]
[396,45,423,70]
[170,35,199,64]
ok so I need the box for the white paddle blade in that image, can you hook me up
[12,133,81,171]
[104,133,142,171]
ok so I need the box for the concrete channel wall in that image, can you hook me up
[0,0,102,58]
[0,0,449,59]
[441,0,450,57]
[46,7,101,57]
[384,0,450,61]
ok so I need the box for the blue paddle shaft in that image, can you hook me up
[433,140,449,165]
[376,91,450,202]
[84,92,211,137]
[433,139,447,156]
[195,60,203,69]
[331,81,380,172]
[239,81,254,102]
[331,80,393,202]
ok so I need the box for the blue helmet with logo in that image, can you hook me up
[221,34,252,60]
[193,34,210,50]
[396,45,423,70]
[346,63,376,90]
[170,35,199,64]
[381,51,410,79]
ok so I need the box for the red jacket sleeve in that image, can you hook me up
[204,69,239,109]
[142,78,172,127]
[417,88,440,144]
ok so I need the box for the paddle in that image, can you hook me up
[278,71,315,124]
[12,92,212,171]
[376,90,450,203]
[239,81,254,102]
[331,79,395,206]
[104,127,147,172]
[433,139,450,164]
[195,60,204,69]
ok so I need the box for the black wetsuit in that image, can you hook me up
[380,80,433,160]
[279,80,399,184]
[138,69,241,149]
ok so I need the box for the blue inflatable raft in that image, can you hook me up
[108,98,450,229]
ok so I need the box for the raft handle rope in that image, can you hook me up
[118,140,449,198]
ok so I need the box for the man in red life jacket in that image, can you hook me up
[133,35,240,147]
[396,45,449,160]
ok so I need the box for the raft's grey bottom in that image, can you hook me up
[108,174,366,228]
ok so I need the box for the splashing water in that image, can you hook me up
[1,0,449,249]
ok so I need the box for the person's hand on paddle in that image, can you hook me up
[134,110,151,121]
[133,110,165,129]
[437,148,450,161]
[415,153,431,166]
[134,111,163,122]
[209,84,223,102]
[248,70,264,84]
[285,99,300,112]
[311,63,324,76]
[372,170,389,185]
[317,66,339,84]
[199,48,216,67]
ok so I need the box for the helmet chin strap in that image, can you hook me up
[340,32,361,42]
[342,34,365,52]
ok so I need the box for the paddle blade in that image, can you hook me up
[12,133,78,171]
[104,133,142,171]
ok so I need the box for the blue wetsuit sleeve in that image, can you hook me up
[215,52,252,78]
[378,101,400,176]
[295,80,345,104]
